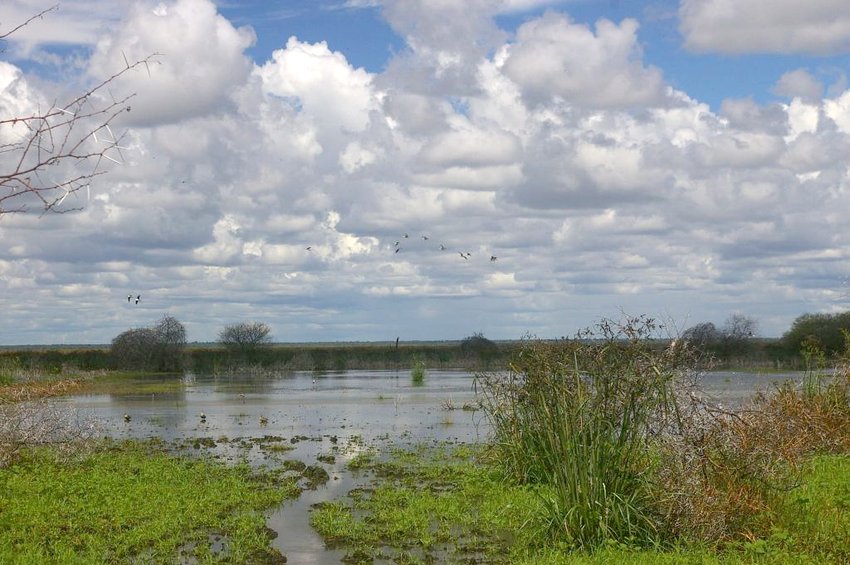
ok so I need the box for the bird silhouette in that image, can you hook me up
[459,252,468,260]
[135,295,140,305]
[421,235,429,240]
[490,256,497,262]
[123,413,131,422]
[306,246,312,251]
[440,244,447,251]
[127,294,132,303]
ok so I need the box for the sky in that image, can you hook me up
[1,0,850,345]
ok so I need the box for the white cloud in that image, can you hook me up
[4,1,850,344]
[772,69,824,101]
[88,0,255,126]
[502,13,668,108]
[257,37,378,134]
[680,0,850,55]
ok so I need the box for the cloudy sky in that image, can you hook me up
[1,0,850,345]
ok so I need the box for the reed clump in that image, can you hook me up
[477,316,696,549]
[477,316,850,552]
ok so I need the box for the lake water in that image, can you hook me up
[60,368,805,563]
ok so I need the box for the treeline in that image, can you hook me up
[681,311,850,368]
[5,311,850,375]
[0,331,511,375]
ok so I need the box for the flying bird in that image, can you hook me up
[306,246,312,251]
[421,235,429,240]
[127,294,132,302]
[394,241,400,247]
[459,252,468,260]
[403,233,409,238]
[490,256,498,262]
[440,244,447,251]
[135,295,140,304]
[395,248,400,253]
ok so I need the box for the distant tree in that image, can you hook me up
[219,322,272,356]
[460,332,499,361]
[110,315,186,371]
[680,322,721,350]
[722,314,757,342]
[783,311,850,356]
[152,315,187,371]
[680,315,757,359]
[110,327,158,370]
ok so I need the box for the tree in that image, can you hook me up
[110,315,186,371]
[782,311,850,356]
[681,322,721,350]
[1,6,158,215]
[219,322,272,355]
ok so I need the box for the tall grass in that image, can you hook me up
[477,317,695,549]
[410,357,426,385]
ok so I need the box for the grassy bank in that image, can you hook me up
[0,440,299,563]
[311,443,850,564]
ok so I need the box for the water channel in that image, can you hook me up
[59,368,806,563]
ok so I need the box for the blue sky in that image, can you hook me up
[1,0,850,344]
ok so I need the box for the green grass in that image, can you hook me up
[311,443,850,564]
[312,444,547,563]
[0,440,299,563]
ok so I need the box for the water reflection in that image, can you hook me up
[59,368,804,563]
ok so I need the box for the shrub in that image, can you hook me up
[218,322,272,357]
[110,315,186,372]
[476,317,697,549]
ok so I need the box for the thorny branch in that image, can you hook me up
[1,10,159,214]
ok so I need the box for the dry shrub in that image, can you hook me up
[656,364,850,544]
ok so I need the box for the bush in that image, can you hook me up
[110,316,186,372]
[782,311,850,357]
[218,322,272,359]
[477,317,696,549]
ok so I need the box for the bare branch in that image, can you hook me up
[0,10,160,215]
[0,4,58,42]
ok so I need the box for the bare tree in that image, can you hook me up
[219,322,273,355]
[1,6,159,214]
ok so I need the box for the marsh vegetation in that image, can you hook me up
[1,316,849,563]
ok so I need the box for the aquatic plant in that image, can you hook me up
[410,357,426,385]
[476,316,694,549]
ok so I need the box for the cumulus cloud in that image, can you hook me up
[680,0,850,55]
[3,0,850,344]
[772,69,824,101]
[501,12,668,108]
[88,0,255,126]
[256,37,378,134]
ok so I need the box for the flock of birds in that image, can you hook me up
[306,232,499,262]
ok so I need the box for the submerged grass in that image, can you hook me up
[0,439,299,562]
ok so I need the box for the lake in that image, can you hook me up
[60,368,805,563]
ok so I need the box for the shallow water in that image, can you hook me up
[63,369,486,563]
[60,368,804,563]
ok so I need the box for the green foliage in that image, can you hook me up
[0,440,298,562]
[311,444,546,563]
[477,317,692,549]
[783,311,850,356]
[410,356,426,385]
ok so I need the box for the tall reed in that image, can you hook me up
[477,317,695,549]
